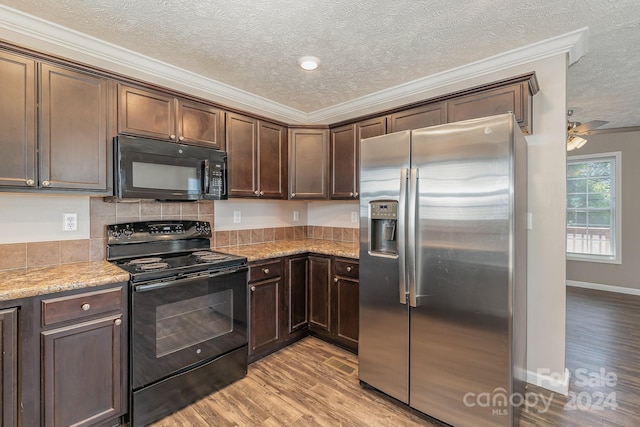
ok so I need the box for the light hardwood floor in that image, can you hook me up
[151,287,640,426]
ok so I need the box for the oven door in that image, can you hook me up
[131,267,248,389]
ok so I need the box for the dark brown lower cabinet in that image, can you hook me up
[0,308,18,426]
[287,256,308,339]
[308,255,331,334]
[248,259,284,362]
[41,315,123,426]
[331,258,359,352]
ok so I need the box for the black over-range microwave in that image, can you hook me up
[114,135,227,201]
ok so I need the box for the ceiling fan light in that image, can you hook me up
[567,135,588,151]
[298,56,320,71]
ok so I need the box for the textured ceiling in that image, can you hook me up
[1,0,639,129]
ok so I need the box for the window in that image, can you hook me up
[566,151,621,264]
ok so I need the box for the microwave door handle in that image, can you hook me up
[203,159,210,194]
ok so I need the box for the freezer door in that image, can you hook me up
[359,131,410,404]
[409,114,518,427]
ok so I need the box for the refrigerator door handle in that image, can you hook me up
[408,168,418,307]
[398,168,408,304]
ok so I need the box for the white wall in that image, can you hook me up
[307,200,359,228]
[0,194,90,244]
[213,199,308,230]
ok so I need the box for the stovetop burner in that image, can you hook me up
[106,220,247,283]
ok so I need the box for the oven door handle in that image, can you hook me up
[133,266,247,293]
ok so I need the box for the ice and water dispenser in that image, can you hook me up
[369,201,398,256]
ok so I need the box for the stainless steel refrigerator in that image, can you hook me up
[359,113,527,427]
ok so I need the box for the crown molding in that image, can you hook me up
[0,5,588,125]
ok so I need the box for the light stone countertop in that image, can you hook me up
[0,240,358,302]
[0,261,130,302]
[223,239,359,262]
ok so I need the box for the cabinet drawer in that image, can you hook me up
[249,259,282,282]
[334,259,359,279]
[41,287,124,327]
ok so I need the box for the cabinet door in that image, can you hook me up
[177,99,225,149]
[118,84,176,140]
[289,129,329,199]
[257,121,287,199]
[333,277,359,350]
[356,116,387,140]
[40,63,110,191]
[389,102,446,132]
[226,113,258,197]
[41,315,123,427]
[0,308,17,427]
[249,277,281,356]
[447,83,532,133]
[330,124,358,199]
[308,256,331,332]
[287,256,308,335]
[0,51,36,188]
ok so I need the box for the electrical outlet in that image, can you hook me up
[351,212,358,223]
[63,213,78,231]
[527,212,533,230]
[293,211,299,222]
[233,211,241,224]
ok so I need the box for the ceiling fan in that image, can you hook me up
[567,109,609,151]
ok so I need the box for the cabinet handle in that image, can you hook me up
[263,268,270,274]
[347,266,352,272]
[354,191,359,197]
[349,192,354,196]
[334,277,339,283]
[25,179,35,186]
[42,180,51,187]
[114,318,122,326]
[259,191,264,196]
[291,193,296,198]
[254,190,259,195]
[81,303,91,311]
[170,134,176,140]
[250,286,256,292]
[178,136,185,141]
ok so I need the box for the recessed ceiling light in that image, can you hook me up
[298,56,320,71]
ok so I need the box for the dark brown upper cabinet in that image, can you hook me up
[0,50,112,193]
[446,76,538,134]
[226,112,287,199]
[118,84,225,149]
[288,128,329,199]
[330,124,358,200]
[389,102,446,133]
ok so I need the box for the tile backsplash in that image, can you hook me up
[0,198,359,270]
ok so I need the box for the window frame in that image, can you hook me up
[566,151,621,264]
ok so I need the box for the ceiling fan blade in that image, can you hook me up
[570,120,609,134]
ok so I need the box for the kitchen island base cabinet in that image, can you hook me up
[0,308,17,426]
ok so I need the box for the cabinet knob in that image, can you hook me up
[81,303,91,311]
[170,134,176,140]
[354,191,359,197]
[259,191,264,196]
[178,136,185,141]
[347,266,352,272]
[254,190,259,195]
[114,318,122,326]
[334,277,339,283]
[250,286,256,292]
[25,179,35,186]
[349,192,354,196]
[42,180,51,187]
[291,193,296,198]
[263,268,270,274]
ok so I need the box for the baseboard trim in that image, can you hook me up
[527,368,570,396]
[566,280,640,296]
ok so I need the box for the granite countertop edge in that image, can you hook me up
[0,240,358,302]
